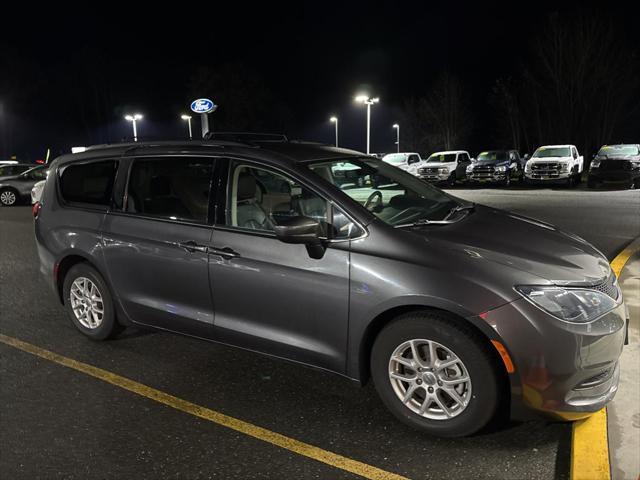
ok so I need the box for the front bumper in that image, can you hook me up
[481,296,626,420]
[524,171,571,182]
[419,172,450,182]
[466,172,508,183]
[589,170,640,184]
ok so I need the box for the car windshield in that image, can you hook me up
[427,153,457,163]
[476,151,507,162]
[533,147,571,158]
[598,145,639,157]
[306,158,462,227]
[382,154,406,165]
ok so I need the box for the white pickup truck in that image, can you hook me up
[416,150,473,187]
[381,152,427,176]
[524,144,584,186]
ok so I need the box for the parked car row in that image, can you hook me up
[381,143,639,189]
[0,164,49,206]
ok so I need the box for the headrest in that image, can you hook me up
[237,174,257,201]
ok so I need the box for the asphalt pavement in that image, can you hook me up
[2,185,638,479]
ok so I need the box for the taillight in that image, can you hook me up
[32,201,41,218]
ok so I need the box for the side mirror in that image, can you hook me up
[274,216,326,259]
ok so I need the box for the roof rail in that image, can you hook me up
[203,132,289,143]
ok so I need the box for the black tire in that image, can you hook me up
[447,172,457,188]
[371,311,503,437]
[63,263,124,340]
[503,173,511,187]
[0,187,19,206]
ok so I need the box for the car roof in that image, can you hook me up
[429,150,467,155]
[536,145,575,149]
[52,140,367,167]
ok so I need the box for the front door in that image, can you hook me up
[208,160,352,372]
[102,156,215,338]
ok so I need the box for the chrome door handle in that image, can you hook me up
[209,246,240,258]
[178,240,209,253]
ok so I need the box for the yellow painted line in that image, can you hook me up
[571,240,640,480]
[571,409,610,480]
[0,334,408,480]
[610,239,640,278]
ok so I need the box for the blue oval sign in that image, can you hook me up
[191,98,216,114]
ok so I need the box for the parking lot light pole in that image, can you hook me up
[355,95,379,155]
[330,116,338,147]
[181,114,193,140]
[124,114,143,142]
[393,124,400,153]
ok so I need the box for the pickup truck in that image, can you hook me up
[382,152,427,176]
[466,150,523,186]
[416,150,473,187]
[524,144,583,186]
[588,144,640,189]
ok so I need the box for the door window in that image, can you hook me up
[226,162,359,239]
[408,155,420,165]
[126,157,214,223]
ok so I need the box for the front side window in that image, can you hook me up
[226,162,358,239]
[59,161,116,206]
[408,155,420,165]
[126,157,213,223]
[24,166,48,180]
[307,158,460,227]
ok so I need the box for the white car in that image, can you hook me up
[382,152,427,176]
[525,145,584,186]
[31,180,46,204]
[417,150,473,187]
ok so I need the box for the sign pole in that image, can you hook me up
[201,113,209,138]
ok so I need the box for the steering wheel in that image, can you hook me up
[364,191,383,211]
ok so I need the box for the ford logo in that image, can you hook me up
[190,98,216,114]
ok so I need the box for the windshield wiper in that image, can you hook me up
[444,203,475,221]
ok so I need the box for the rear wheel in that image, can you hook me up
[0,188,18,206]
[63,263,124,340]
[371,311,503,437]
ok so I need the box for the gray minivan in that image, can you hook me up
[34,139,626,437]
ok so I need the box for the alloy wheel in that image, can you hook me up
[388,339,472,420]
[70,277,104,329]
[0,190,16,206]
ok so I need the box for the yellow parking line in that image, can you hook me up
[0,333,408,480]
[571,240,640,480]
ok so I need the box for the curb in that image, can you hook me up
[570,237,640,480]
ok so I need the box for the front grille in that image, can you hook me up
[530,162,560,177]
[592,273,619,300]
[600,159,630,171]
[473,165,495,174]
[419,167,440,175]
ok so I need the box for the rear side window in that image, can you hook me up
[126,157,214,223]
[60,161,117,207]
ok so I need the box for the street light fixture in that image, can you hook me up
[330,116,338,147]
[124,113,143,142]
[354,95,379,155]
[181,114,193,140]
[393,123,400,153]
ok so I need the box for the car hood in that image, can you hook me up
[412,206,610,285]
[528,156,571,162]
[424,161,456,168]
[473,160,509,167]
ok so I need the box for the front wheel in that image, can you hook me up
[503,173,511,187]
[63,263,124,340]
[447,172,457,188]
[371,312,503,437]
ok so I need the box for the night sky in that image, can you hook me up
[1,1,638,160]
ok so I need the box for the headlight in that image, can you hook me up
[438,167,449,174]
[559,163,569,172]
[590,159,601,169]
[516,285,618,323]
[466,165,474,173]
[495,165,507,172]
[525,162,531,172]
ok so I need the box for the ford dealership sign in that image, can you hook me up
[190,98,217,114]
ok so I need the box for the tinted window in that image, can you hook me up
[0,165,29,176]
[408,155,420,164]
[126,157,213,223]
[24,166,48,180]
[60,161,116,206]
[227,162,358,239]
